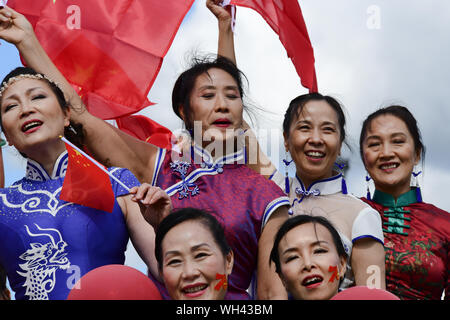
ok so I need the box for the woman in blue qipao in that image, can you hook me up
[0,6,291,299]
[0,66,172,300]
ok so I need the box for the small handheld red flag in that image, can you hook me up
[60,138,115,213]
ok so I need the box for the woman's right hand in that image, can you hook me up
[0,6,35,46]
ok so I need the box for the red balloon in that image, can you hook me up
[331,286,400,300]
[67,265,162,300]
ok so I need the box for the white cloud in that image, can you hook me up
[139,0,450,213]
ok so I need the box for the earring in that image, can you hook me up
[334,161,348,195]
[67,124,77,135]
[282,151,293,194]
[411,168,423,202]
[365,174,372,200]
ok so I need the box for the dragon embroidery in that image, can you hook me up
[17,224,71,300]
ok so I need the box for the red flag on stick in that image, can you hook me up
[229,0,318,92]
[116,114,173,150]
[60,137,116,213]
[8,0,195,119]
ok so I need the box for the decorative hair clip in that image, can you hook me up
[0,73,62,100]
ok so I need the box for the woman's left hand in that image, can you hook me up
[129,184,172,229]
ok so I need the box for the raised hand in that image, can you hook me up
[206,0,233,25]
[129,184,172,229]
[206,0,236,63]
[0,6,34,46]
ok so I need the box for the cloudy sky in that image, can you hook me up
[1,0,449,297]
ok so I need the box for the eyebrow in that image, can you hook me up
[294,119,337,127]
[164,243,211,258]
[366,132,407,141]
[198,85,239,91]
[281,240,329,255]
[2,87,44,101]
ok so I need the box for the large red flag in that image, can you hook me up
[229,0,318,92]
[8,0,195,119]
[116,114,174,150]
[60,138,115,213]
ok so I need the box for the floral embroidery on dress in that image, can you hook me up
[169,161,200,199]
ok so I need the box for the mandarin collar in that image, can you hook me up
[25,151,68,181]
[293,172,344,196]
[372,188,419,207]
[190,143,246,166]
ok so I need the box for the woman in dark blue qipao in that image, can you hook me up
[0,67,172,300]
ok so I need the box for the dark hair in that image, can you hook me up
[282,93,347,145]
[0,67,84,149]
[270,215,347,274]
[359,105,425,164]
[155,208,231,271]
[172,55,247,131]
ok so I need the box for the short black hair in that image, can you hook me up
[155,208,230,271]
[270,215,347,274]
[282,92,348,152]
[172,55,247,130]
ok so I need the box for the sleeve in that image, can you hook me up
[263,169,292,229]
[108,167,141,197]
[151,148,166,186]
[351,207,385,245]
[261,196,291,230]
[445,239,449,300]
[269,169,286,191]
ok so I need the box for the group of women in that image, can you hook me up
[0,0,448,300]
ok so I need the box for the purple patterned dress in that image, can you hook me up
[150,145,290,299]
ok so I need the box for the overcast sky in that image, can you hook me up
[1,0,449,297]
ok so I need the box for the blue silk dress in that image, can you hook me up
[0,151,140,300]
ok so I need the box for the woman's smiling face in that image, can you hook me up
[160,219,233,300]
[362,114,420,197]
[284,100,342,187]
